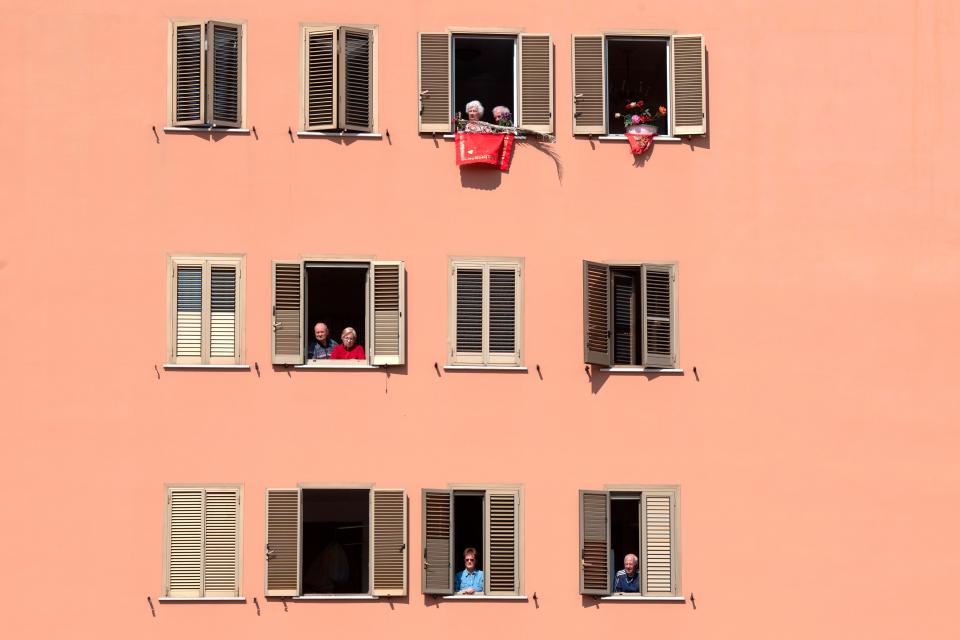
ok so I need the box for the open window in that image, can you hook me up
[265,486,407,597]
[422,486,522,597]
[583,261,677,369]
[448,257,523,367]
[572,33,705,136]
[579,486,680,598]
[169,20,245,128]
[271,258,405,366]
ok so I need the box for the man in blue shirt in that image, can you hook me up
[454,548,484,594]
[309,322,339,360]
[612,553,640,593]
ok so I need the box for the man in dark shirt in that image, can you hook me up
[309,322,339,360]
[612,553,640,593]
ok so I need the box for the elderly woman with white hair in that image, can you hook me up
[330,326,366,360]
[462,100,493,132]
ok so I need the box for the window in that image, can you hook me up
[572,33,705,137]
[422,486,522,596]
[163,485,242,599]
[271,258,405,367]
[167,254,244,366]
[418,31,553,134]
[448,257,523,367]
[169,20,245,128]
[582,261,677,369]
[300,25,378,133]
[579,486,680,598]
[264,487,407,597]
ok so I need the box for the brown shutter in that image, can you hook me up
[207,21,242,128]
[583,261,612,366]
[486,490,519,595]
[340,27,374,132]
[487,265,520,366]
[579,490,610,596]
[208,264,238,364]
[418,32,452,133]
[572,35,605,134]
[303,27,338,131]
[641,264,677,368]
[452,264,484,365]
[517,34,553,134]
[671,34,706,135]
[370,261,405,366]
[612,272,636,365]
[421,489,453,594]
[372,489,407,596]
[265,488,301,597]
[203,488,241,597]
[641,489,679,596]
[166,488,203,597]
[272,261,303,365]
[174,263,203,364]
[171,21,205,126]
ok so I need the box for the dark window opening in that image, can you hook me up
[611,267,642,365]
[609,496,641,588]
[606,38,669,135]
[454,36,515,123]
[304,263,368,361]
[453,493,484,576]
[301,489,369,594]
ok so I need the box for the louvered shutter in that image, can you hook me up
[372,489,407,596]
[613,272,636,365]
[208,263,238,364]
[340,27,374,132]
[203,488,241,597]
[671,34,706,135]
[572,35,605,134]
[303,27,338,131]
[265,488,301,597]
[370,261,405,366]
[421,489,453,595]
[166,488,203,597]
[583,261,612,366]
[418,32,452,133]
[487,264,521,365]
[174,263,203,364]
[641,264,677,368]
[641,490,679,596]
[207,21,242,128]
[579,490,610,596]
[451,263,483,365]
[486,490,519,595]
[171,21,205,126]
[517,34,553,134]
[272,261,303,365]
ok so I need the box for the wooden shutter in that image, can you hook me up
[671,34,706,135]
[486,490,519,595]
[370,261,405,366]
[421,489,453,594]
[265,488,301,597]
[207,21,242,128]
[166,487,203,597]
[613,272,636,365]
[517,34,553,134]
[372,489,407,596]
[579,490,610,596]
[487,264,521,366]
[202,488,241,597]
[572,35,605,134]
[302,27,338,131]
[272,261,303,365]
[418,32,452,133]
[208,263,238,364]
[451,263,483,365]
[340,27,374,132]
[641,264,677,368]
[174,262,203,364]
[582,261,611,366]
[641,490,679,596]
[171,21,205,126]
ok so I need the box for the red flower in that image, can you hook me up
[626,102,636,109]
[640,115,650,123]
[637,100,644,108]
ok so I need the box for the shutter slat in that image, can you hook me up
[176,265,202,358]
[304,27,337,130]
[422,489,453,594]
[173,22,205,125]
[641,265,676,368]
[488,269,516,354]
[265,489,300,596]
[272,262,303,365]
[583,261,612,365]
[372,490,406,595]
[418,33,452,133]
[671,35,706,135]
[167,489,203,597]
[342,28,373,132]
[580,490,610,595]
[486,492,518,595]
[613,272,635,365]
[572,35,605,134]
[371,262,405,365]
[209,266,237,358]
[208,22,242,127]
[455,268,483,353]
[642,493,677,595]
[203,489,240,597]
[518,34,553,133]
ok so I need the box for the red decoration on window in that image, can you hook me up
[626,132,654,155]
[455,132,515,171]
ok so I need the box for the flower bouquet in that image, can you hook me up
[614,100,666,155]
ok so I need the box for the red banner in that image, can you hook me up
[455,132,515,171]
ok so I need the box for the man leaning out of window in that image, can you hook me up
[455,548,484,594]
[613,553,640,593]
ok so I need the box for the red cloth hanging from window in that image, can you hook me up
[626,132,654,155]
[455,132,515,171]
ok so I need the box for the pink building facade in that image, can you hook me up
[1,1,959,638]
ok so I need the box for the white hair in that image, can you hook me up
[465,100,484,117]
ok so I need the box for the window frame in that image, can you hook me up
[603,34,673,137]
[450,31,519,125]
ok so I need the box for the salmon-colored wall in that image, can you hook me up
[1,0,959,637]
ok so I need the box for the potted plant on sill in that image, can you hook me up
[615,101,667,155]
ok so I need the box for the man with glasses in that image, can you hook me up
[454,548,484,594]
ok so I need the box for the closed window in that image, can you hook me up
[300,25,378,133]
[167,255,245,366]
[448,257,523,367]
[169,20,245,128]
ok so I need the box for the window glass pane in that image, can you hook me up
[301,489,370,594]
[606,38,668,135]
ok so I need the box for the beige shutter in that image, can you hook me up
[579,490,610,596]
[583,261,612,366]
[421,489,453,595]
[571,35,605,134]
[340,27,374,132]
[203,488,241,597]
[487,264,521,365]
[165,487,203,597]
[207,21,242,128]
[517,34,553,134]
[671,34,706,135]
[418,32,452,133]
[370,261,405,366]
[265,488,301,597]
[641,264,677,368]
[302,27,338,131]
[174,262,203,365]
[272,261,303,365]
[486,490,519,595]
[171,21,206,126]
[451,263,484,365]
[612,272,636,365]
[208,263,238,364]
[641,489,680,596]
[372,489,407,596]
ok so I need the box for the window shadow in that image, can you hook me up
[458,167,502,190]
[588,365,683,393]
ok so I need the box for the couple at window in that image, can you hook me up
[461,100,512,133]
[310,322,365,360]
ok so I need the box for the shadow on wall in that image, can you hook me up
[586,365,685,394]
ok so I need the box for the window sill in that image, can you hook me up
[294,595,379,601]
[600,367,683,374]
[163,364,251,370]
[158,597,246,603]
[297,131,383,139]
[442,594,528,601]
[164,126,251,134]
[443,365,528,372]
[294,363,380,370]
[596,134,681,142]
[442,134,527,140]
[600,595,685,602]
